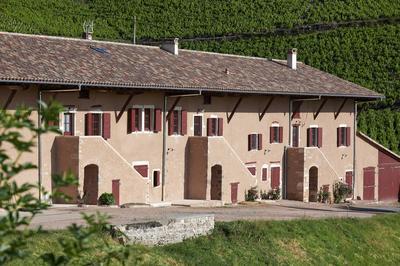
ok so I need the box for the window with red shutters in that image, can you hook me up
[154,109,162,132]
[337,126,350,147]
[134,164,148,178]
[85,113,102,136]
[207,117,223,136]
[308,127,321,147]
[168,109,187,136]
[248,134,263,151]
[262,167,268,181]
[153,170,161,187]
[270,125,282,143]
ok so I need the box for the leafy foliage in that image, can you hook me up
[333,182,352,203]
[98,192,115,206]
[245,187,258,202]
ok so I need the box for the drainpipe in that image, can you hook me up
[161,95,167,201]
[37,88,43,202]
[353,101,357,199]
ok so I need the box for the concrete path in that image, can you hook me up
[20,200,387,230]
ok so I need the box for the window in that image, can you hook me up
[63,112,74,136]
[270,124,283,143]
[292,125,299,147]
[128,106,160,133]
[207,117,223,136]
[337,126,351,147]
[193,115,203,136]
[168,108,187,136]
[248,133,262,151]
[307,127,322,147]
[133,162,149,178]
[246,165,256,176]
[262,166,268,181]
[85,112,111,139]
[153,170,161,187]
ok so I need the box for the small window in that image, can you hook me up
[134,163,149,178]
[144,108,153,131]
[292,125,299,147]
[207,117,223,136]
[79,89,90,99]
[172,110,181,135]
[193,115,203,136]
[270,125,283,143]
[337,126,350,147]
[262,166,268,181]
[203,95,212,105]
[247,166,256,176]
[307,127,322,147]
[248,133,262,151]
[292,101,302,119]
[153,170,161,187]
[63,112,74,136]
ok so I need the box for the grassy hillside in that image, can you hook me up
[8,214,400,265]
[0,0,399,153]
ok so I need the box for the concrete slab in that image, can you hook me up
[171,200,224,207]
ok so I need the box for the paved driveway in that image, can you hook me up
[25,200,381,230]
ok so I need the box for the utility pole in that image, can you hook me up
[133,16,136,44]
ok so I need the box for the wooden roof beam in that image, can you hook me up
[313,98,328,120]
[334,98,348,119]
[258,96,275,121]
[227,97,243,123]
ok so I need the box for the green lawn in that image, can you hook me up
[9,214,400,265]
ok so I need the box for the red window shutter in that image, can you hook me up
[258,134,262,150]
[154,108,162,132]
[317,127,323,148]
[279,126,283,143]
[346,127,351,146]
[181,110,187,135]
[134,165,148,178]
[248,134,252,151]
[207,118,212,136]
[307,128,311,147]
[127,108,134,133]
[271,167,280,189]
[262,168,267,181]
[269,127,274,143]
[337,127,341,147]
[168,112,174,136]
[102,113,111,139]
[85,113,93,136]
[218,118,223,136]
[247,166,256,176]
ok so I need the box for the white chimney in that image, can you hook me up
[287,48,297,70]
[161,38,179,55]
[82,32,93,40]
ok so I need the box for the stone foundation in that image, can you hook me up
[112,214,214,246]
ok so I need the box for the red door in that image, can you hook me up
[363,167,375,200]
[112,179,120,206]
[271,167,280,189]
[345,171,353,197]
[230,182,239,204]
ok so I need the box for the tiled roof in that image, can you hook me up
[0,32,383,99]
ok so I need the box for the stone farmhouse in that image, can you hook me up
[1,32,399,205]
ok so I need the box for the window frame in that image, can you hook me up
[132,161,150,179]
[152,169,161,187]
[261,164,268,182]
[291,124,300,147]
[193,114,203,136]
[309,125,319,147]
[338,124,348,147]
[131,105,155,133]
[208,115,222,137]
[88,110,103,137]
[271,123,280,144]
[249,133,259,151]
[62,107,76,136]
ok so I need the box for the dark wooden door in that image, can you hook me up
[309,167,318,202]
[211,165,222,200]
[83,165,99,205]
[345,171,353,197]
[271,167,280,189]
[112,179,120,206]
[230,182,239,204]
[363,167,375,200]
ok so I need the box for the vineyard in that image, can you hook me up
[0,0,399,153]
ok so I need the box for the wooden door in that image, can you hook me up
[230,182,239,204]
[271,167,280,189]
[112,179,120,206]
[83,164,99,205]
[308,167,318,202]
[211,165,222,200]
[363,167,375,200]
[193,115,202,136]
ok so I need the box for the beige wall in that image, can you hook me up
[1,85,359,204]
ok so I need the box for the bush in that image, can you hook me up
[333,182,352,203]
[260,190,269,200]
[245,187,259,201]
[268,188,281,200]
[317,187,331,203]
[98,193,115,205]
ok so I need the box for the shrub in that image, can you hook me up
[260,190,269,200]
[245,187,259,201]
[98,193,115,205]
[268,188,281,200]
[317,187,330,203]
[333,182,352,203]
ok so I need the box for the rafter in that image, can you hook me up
[313,98,328,120]
[2,89,17,110]
[334,98,348,119]
[291,101,304,120]
[166,96,181,120]
[258,96,274,121]
[227,97,243,123]
[115,93,136,123]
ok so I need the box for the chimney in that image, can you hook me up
[161,38,179,55]
[82,32,93,40]
[82,21,94,40]
[287,48,297,70]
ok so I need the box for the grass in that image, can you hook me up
[8,214,400,265]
